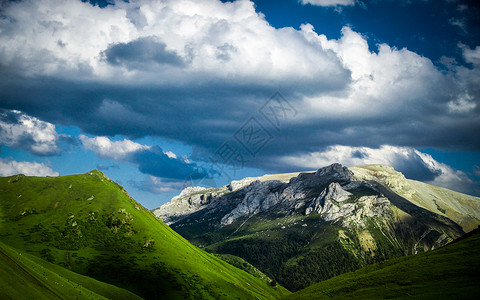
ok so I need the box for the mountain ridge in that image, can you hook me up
[154,163,480,291]
[155,164,480,233]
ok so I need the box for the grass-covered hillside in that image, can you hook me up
[0,240,141,299]
[285,227,480,299]
[0,171,290,299]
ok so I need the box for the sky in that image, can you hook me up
[0,0,479,209]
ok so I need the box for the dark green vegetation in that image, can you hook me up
[173,210,405,291]
[285,227,480,299]
[0,172,289,299]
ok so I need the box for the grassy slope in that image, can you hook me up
[0,171,289,299]
[285,228,480,300]
[0,240,141,300]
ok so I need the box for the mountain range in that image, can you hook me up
[154,164,480,291]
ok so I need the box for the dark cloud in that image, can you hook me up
[391,152,442,182]
[81,0,115,8]
[132,146,208,180]
[351,150,366,159]
[1,69,479,174]
[102,37,186,69]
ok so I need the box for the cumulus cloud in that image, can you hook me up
[0,0,348,87]
[80,135,207,180]
[278,145,476,195]
[0,158,59,177]
[0,109,66,156]
[300,0,355,7]
[80,135,150,161]
[0,0,479,183]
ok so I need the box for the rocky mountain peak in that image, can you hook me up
[173,186,208,201]
[315,163,354,182]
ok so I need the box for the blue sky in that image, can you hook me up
[0,0,479,208]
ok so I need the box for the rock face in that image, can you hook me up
[154,163,472,236]
[153,185,230,224]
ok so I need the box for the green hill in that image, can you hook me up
[285,227,480,299]
[0,171,290,299]
[0,240,141,299]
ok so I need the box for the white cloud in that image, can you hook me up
[300,26,443,120]
[164,151,177,159]
[278,145,475,194]
[0,110,61,155]
[80,135,150,161]
[460,44,480,66]
[300,0,356,7]
[0,158,59,177]
[80,134,183,164]
[0,0,348,88]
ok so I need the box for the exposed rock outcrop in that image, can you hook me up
[154,163,474,240]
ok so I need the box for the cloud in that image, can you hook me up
[101,36,186,69]
[277,145,477,195]
[132,146,207,180]
[0,0,348,86]
[460,44,480,66]
[80,135,150,161]
[0,158,59,177]
[300,0,355,7]
[80,135,207,180]
[0,0,479,181]
[474,165,480,176]
[0,109,67,156]
[131,176,186,194]
[449,18,468,34]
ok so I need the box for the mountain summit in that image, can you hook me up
[154,164,480,291]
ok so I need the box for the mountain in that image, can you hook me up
[285,227,480,299]
[0,170,290,299]
[154,164,480,291]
